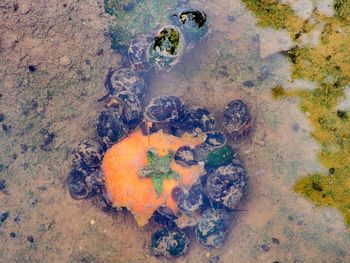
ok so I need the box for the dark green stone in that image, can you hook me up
[206,145,234,168]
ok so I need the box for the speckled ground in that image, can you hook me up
[0,0,349,262]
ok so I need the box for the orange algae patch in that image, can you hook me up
[102,129,205,226]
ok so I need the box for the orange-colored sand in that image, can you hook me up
[102,129,204,226]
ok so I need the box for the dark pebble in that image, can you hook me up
[227,15,236,22]
[20,144,28,153]
[13,215,21,223]
[27,236,34,243]
[0,178,5,190]
[288,215,294,221]
[251,34,259,42]
[28,65,37,73]
[123,2,134,11]
[337,110,348,120]
[31,100,38,110]
[30,197,38,206]
[10,232,16,238]
[0,164,3,172]
[96,48,104,56]
[0,212,9,223]
[0,113,4,122]
[40,131,55,151]
[261,244,270,252]
[258,65,270,81]
[326,227,334,233]
[243,80,254,88]
[2,124,11,132]
[329,167,335,175]
[38,185,47,192]
[12,154,17,160]
[63,3,67,7]
[272,238,280,245]
[312,181,323,191]
[292,122,300,132]
[13,3,18,12]
[209,255,220,263]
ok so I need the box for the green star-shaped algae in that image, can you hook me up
[139,148,180,197]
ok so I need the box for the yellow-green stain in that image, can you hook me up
[242,0,350,226]
[271,85,287,99]
[241,0,305,38]
[334,0,350,21]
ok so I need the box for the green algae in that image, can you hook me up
[153,27,180,56]
[206,145,234,168]
[334,0,350,21]
[243,0,350,226]
[104,0,176,51]
[241,0,305,37]
[271,85,287,99]
[139,148,180,196]
[289,17,350,226]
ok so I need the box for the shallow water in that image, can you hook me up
[1,0,350,262]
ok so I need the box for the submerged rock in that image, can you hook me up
[72,139,104,169]
[195,209,230,248]
[106,91,143,129]
[173,183,208,214]
[204,130,227,148]
[0,179,6,191]
[172,6,208,41]
[148,25,185,71]
[205,162,248,210]
[223,99,252,140]
[107,67,146,98]
[128,34,154,73]
[96,109,129,147]
[152,207,178,228]
[151,228,189,258]
[181,107,216,134]
[67,167,104,200]
[206,145,235,169]
[67,168,90,199]
[144,96,186,124]
[174,146,197,167]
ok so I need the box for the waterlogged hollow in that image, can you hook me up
[1,0,350,262]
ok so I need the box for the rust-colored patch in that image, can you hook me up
[102,129,204,226]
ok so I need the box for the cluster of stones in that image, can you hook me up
[67,3,253,259]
